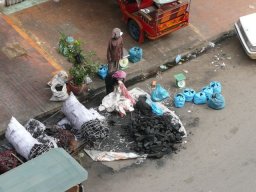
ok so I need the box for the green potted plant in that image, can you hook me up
[58,33,99,95]
[58,33,83,64]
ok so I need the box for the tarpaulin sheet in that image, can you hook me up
[84,149,146,162]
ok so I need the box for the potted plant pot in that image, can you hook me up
[66,78,87,96]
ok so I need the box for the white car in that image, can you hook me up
[235,13,256,59]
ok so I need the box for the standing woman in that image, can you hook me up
[107,28,124,73]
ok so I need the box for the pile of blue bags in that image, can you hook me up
[174,81,225,110]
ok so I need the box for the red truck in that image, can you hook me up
[117,0,191,43]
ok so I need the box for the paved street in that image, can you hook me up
[80,36,256,192]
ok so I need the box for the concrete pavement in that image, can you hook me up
[0,13,62,135]
[0,0,255,134]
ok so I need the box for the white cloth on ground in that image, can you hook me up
[99,84,134,116]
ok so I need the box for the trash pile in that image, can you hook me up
[80,81,185,160]
[81,86,186,160]
[1,75,186,165]
[211,51,229,72]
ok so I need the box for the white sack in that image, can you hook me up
[61,93,103,130]
[50,83,69,101]
[5,117,40,160]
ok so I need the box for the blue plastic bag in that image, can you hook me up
[175,55,182,64]
[97,65,108,79]
[210,81,222,93]
[174,93,185,108]
[193,92,207,105]
[146,98,163,116]
[183,88,196,102]
[201,86,213,100]
[207,93,225,110]
[151,102,164,116]
[151,84,170,102]
[128,47,143,63]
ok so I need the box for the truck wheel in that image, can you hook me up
[128,19,141,42]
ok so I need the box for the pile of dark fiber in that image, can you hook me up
[127,112,185,158]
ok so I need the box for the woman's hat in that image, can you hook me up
[112,28,123,39]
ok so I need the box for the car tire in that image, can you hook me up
[128,19,141,42]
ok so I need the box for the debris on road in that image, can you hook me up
[175,54,182,64]
[183,69,189,74]
[160,64,168,70]
[208,42,215,48]
[211,51,230,71]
